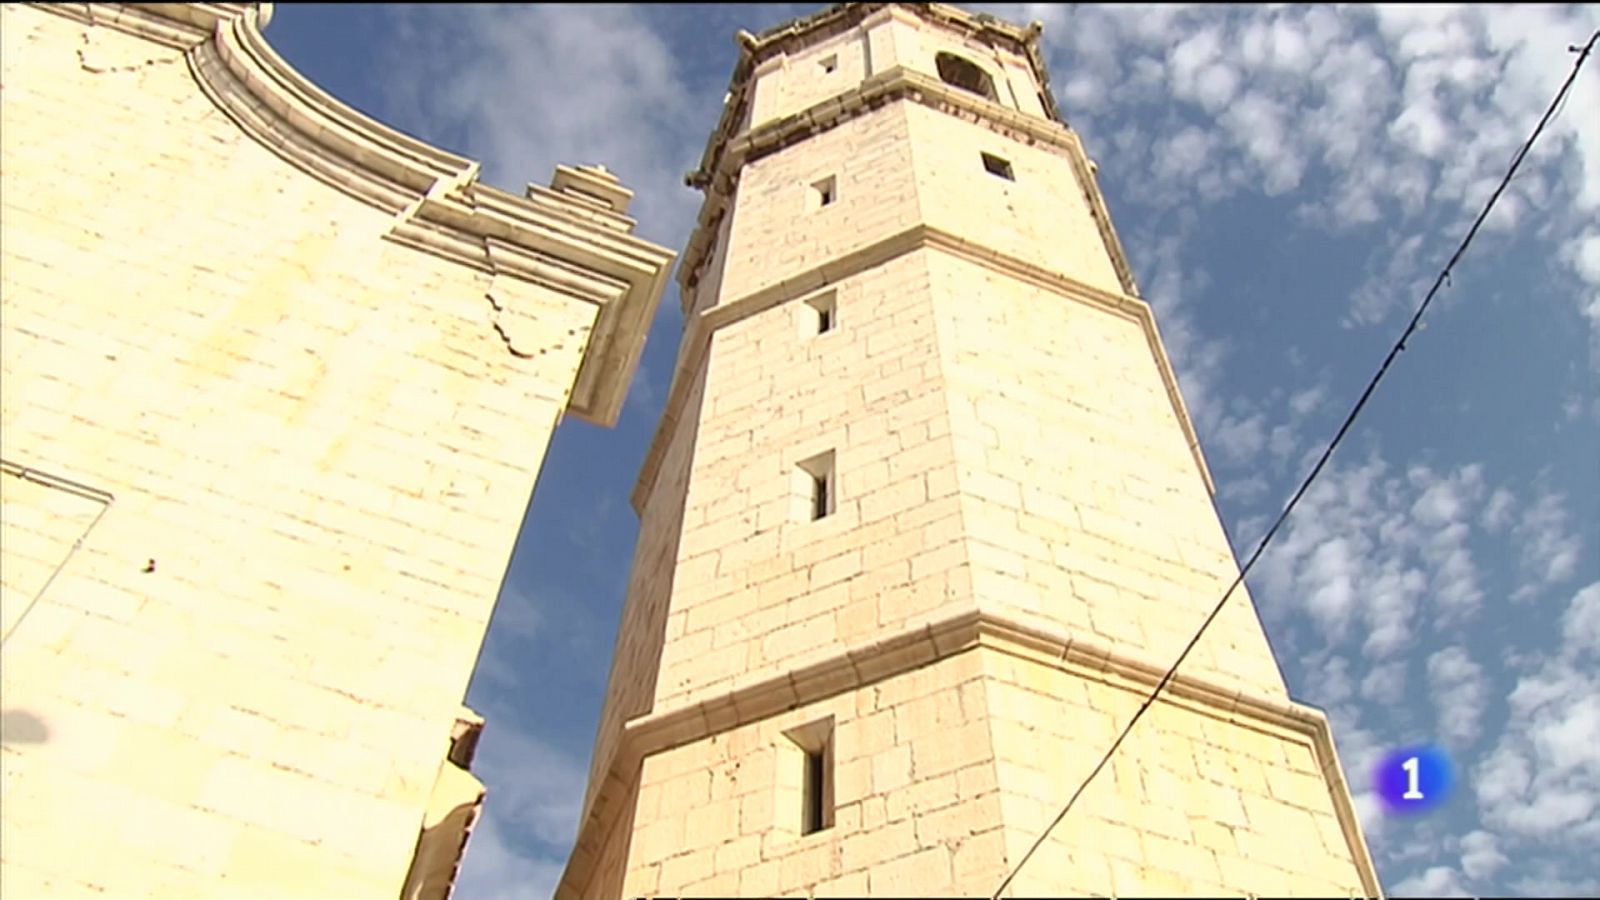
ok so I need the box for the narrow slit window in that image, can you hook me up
[783,718,835,836]
[982,152,1014,180]
[794,451,836,522]
[818,54,838,74]
[810,175,836,210]
[802,747,826,834]
[811,472,829,521]
[804,290,838,336]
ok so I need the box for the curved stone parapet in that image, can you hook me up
[48,1,676,428]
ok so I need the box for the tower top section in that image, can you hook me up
[687,2,1061,192]
[677,2,1143,308]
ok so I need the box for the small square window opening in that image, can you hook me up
[982,152,1014,181]
[810,175,837,210]
[804,291,838,336]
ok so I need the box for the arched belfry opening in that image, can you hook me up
[935,50,998,101]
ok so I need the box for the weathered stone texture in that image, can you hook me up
[927,250,1289,699]
[0,5,670,897]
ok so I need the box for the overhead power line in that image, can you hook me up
[992,28,1599,899]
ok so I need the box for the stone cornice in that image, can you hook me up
[556,608,1383,899]
[47,2,675,428]
[631,223,1214,519]
[40,2,270,49]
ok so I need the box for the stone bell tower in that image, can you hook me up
[558,3,1381,896]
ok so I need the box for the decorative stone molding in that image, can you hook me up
[0,459,115,645]
[631,221,1215,517]
[43,2,676,428]
[557,608,1384,899]
[42,2,268,50]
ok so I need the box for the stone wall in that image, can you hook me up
[0,4,671,896]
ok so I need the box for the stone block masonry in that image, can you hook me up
[0,3,672,897]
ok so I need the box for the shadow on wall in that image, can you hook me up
[0,709,51,744]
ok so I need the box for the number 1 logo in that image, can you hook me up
[1401,756,1424,800]
[1374,745,1452,815]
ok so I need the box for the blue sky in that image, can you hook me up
[264,4,1600,896]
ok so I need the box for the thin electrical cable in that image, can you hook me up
[991,29,1598,899]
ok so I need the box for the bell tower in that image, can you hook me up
[559,3,1380,896]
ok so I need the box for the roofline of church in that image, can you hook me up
[45,2,676,429]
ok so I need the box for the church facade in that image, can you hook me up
[559,3,1381,897]
[0,3,671,897]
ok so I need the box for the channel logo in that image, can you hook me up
[1373,743,1454,815]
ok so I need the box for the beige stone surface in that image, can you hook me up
[562,3,1378,899]
[0,3,671,897]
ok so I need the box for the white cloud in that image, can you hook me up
[1351,788,1387,844]
[1481,487,1516,532]
[1359,659,1407,703]
[1561,580,1600,650]
[1168,27,1223,89]
[376,4,704,248]
[1020,3,1600,361]
[1567,227,1600,367]
[1457,829,1508,881]
[1427,646,1489,746]
[1253,454,1494,653]
[454,813,566,900]
[1389,101,1453,160]
[1391,864,1473,897]
[1220,92,1305,195]
[1212,411,1268,465]
[1153,125,1216,185]
[454,708,592,897]
[1511,490,1584,600]
[475,716,589,848]
[1474,581,1600,856]
[1347,233,1431,327]
[1571,229,1600,284]
[1218,473,1270,508]
[1288,384,1326,417]
[1265,423,1297,465]
[1509,867,1600,898]
[1192,62,1241,113]
[1476,663,1600,839]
